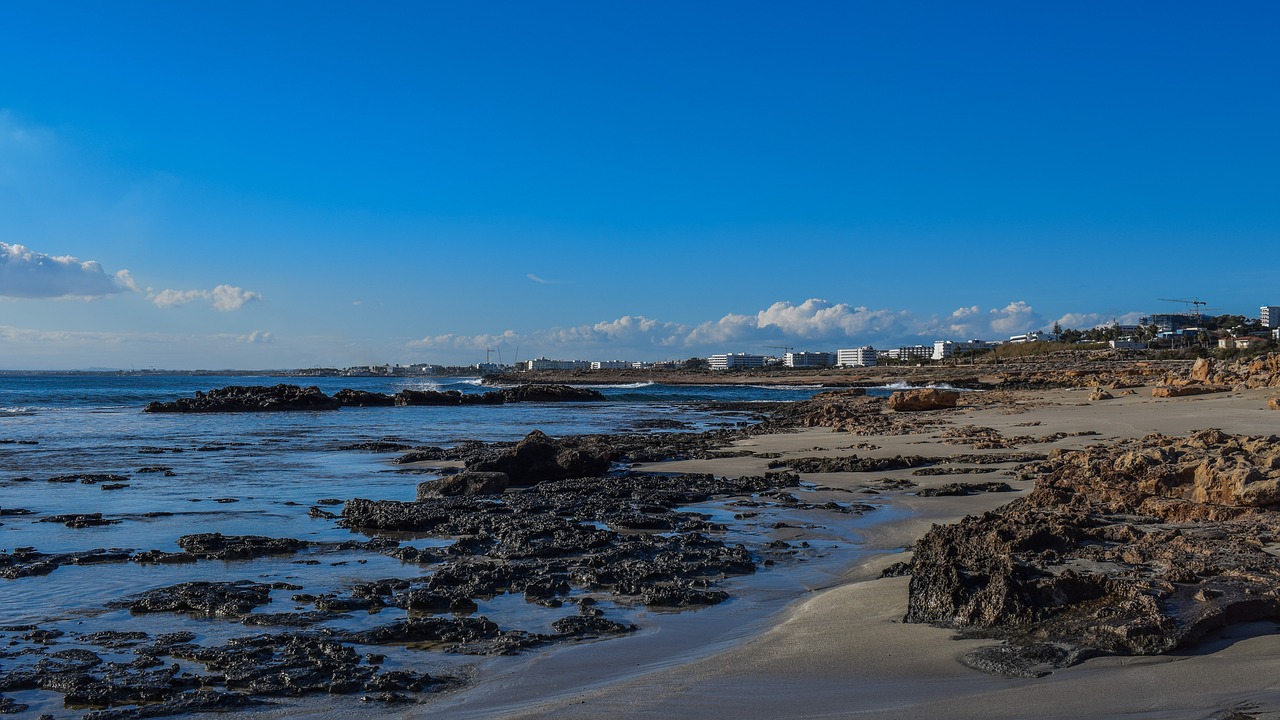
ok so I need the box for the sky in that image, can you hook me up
[1,1,1277,369]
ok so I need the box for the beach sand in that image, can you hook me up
[437,385,1280,719]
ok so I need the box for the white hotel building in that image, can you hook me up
[783,351,835,368]
[709,353,767,370]
[932,339,1000,360]
[1261,306,1280,329]
[521,357,591,371]
[835,347,877,367]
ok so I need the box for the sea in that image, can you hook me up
[0,374,904,718]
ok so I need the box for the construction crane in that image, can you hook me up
[1158,297,1208,325]
[764,345,794,356]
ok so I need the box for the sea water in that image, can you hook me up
[0,374,895,717]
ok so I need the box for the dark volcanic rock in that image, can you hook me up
[117,581,280,617]
[466,430,611,486]
[417,471,509,498]
[393,389,504,406]
[914,482,1014,497]
[906,429,1280,668]
[143,384,341,413]
[39,513,120,528]
[776,455,934,473]
[82,691,261,720]
[48,473,130,484]
[177,533,311,560]
[499,384,604,403]
[332,389,396,407]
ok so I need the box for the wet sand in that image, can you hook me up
[449,385,1280,719]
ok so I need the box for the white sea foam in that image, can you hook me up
[873,381,970,391]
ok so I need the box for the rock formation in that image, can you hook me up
[417,472,510,499]
[145,384,604,413]
[143,385,341,413]
[905,429,1280,674]
[466,430,612,486]
[887,388,960,411]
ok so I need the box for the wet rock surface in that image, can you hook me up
[144,383,605,414]
[143,384,342,413]
[906,429,1280,675]
[6,439,861,716]
[465,430,612,486]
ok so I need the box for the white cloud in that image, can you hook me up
[234,330,274,344]
[687,299,914,346]
[1052,311,1146,330]
[211,284,261,311]
[405,299,1148,363]
[0,242,136,299]
[527,273,550,284]
[988,301,1040,334]
[149,284,262,311]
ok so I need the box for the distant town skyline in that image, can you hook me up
[1,3,1276,370]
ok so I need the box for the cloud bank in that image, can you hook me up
[409,298,1137,362]
[149,284,262,311]
[0,242,136,299]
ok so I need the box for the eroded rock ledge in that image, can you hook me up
[904,429,1280,676]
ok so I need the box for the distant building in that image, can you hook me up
[473,362,510,375]
[932,339,999,360]
[590,361,632,370]
[783,351,834,368]
[1219,336,1267,350]
[708,353,767,370]
[521,357,591,371]
[879,345,932,361]
[1262,306,1280,329]
[1008,331,1054,344]
[835,347,877,367]
[1142,314,1196,333]
[1109,340,1147,350]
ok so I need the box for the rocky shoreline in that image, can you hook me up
[142,383,605,413]
[9,358,1280,719]
[1,387,901,718]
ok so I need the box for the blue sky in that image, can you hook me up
[1,2,1277,369]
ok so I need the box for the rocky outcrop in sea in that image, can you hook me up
[143,383,604,412]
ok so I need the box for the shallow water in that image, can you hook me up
[0,374,897,718]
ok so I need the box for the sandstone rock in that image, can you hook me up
[1089,388,1113,401]
[1190,357,1213,383]
[887,388,960,412]
[417,472,509,499]
[905,429,1280,666]
[1269,397,1280,411]
[1152,384,1231,398]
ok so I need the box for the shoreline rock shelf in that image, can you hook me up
[142,383,605,413]
[904,428,1280,676]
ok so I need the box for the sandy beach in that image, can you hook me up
[433,383,1280,720]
